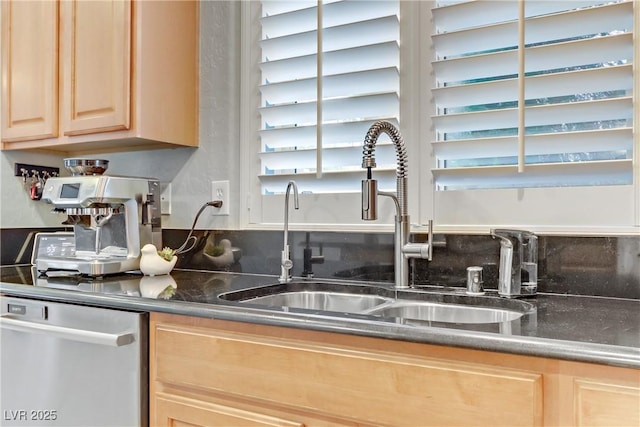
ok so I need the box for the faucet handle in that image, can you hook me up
[282,258,293,270]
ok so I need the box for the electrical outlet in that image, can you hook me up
[160,183,171,215]
[211,180,230,215]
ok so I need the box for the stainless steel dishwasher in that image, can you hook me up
[0,296,148,426]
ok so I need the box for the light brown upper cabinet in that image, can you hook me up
[1,0,199,153]
[1,1,59,142]
[60,0,131,137]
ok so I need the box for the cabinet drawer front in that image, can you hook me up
[154,325,542,426]
[154,393,304,427]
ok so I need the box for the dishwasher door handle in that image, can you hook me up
[0,315,135,347]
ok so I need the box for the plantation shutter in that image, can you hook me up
[258,0,400,196]
[432,0,633,189]
[430,0,637,230]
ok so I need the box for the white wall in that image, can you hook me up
[0,1,241,230]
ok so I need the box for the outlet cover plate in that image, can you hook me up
[160,183,171,215]
[211,180,230,215]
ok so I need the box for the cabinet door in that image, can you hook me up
[573,379,640,426]
[1,0,58,142]
[60,0,131,136]
[154,393,304,427]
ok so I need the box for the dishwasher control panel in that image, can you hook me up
[3,299,47,320]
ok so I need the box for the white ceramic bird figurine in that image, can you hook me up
[139,244,177,276]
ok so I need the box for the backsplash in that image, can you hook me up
[163,229,640,299]
[2,228,638,299]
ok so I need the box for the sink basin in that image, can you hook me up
[365,301,524,324]
[238,291,390,313]
[218,281,395,314]
[218,281,534,325]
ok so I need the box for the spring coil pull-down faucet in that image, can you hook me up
[362,120,433,289]
[279,180,299,283]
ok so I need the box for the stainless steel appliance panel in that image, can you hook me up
[0,297,147,426]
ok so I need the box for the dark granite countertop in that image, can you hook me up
[1,265,639,369]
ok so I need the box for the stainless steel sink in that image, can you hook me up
[218,281,535,325]
[239,291,390,313]
[218,281,394,314]
[364,301,525,324]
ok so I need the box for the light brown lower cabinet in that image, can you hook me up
[150,312,640,427]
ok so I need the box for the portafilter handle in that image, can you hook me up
[93,211,113,255]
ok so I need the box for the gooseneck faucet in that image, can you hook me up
[362,120,433,289]
[491,229,538,298]
[279,180,299,283]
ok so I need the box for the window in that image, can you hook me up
[430,0,638,232]
[241,0,404,227]
[241,1,639,233]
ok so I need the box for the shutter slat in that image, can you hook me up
[433,97,632,135]
[433,64,632,110]
[262,1,316,19]
[523,97,632,127]
[261,4,316,39]
[433,160,633,190]
[432,1,520,32]
[433,128,633,160]
[260,67,399,105]
[261,92,398,129]
[261,144,397,173]
[261,41,398,85]
[433,33,632,84]
[261,15,398,62]
[433,2,632,58]
[323,15,398,52]
[432,1,615,33]
[260,169,397,194]
[260,118,399,150]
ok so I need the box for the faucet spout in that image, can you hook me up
[279,181,299,283]
[361,120,433,289]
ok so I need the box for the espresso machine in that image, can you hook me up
[34,159,162,276]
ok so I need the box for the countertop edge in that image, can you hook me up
[2,281,639,370]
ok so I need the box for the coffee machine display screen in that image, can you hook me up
[60,183,81,199]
